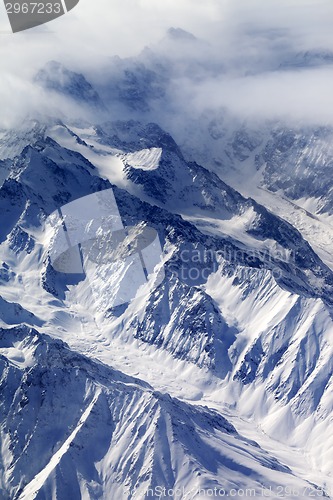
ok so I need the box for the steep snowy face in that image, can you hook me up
[0,19,332,492]
[32,58,333,220]
[47,120,333,305]
[65,40,333,223]
[172,112,333,281]
[0,116,332,316]
[1,116,333,352]
[179,116,333,217]
[1,108,333,496]
[255,126,333,215]
[82,119,247,214]
[0,121,46,162]
[1,327,319,500]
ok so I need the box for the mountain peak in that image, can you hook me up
[35,61,106,110]
[166,27,197,41]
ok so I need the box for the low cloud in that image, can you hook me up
[1,0,333,128]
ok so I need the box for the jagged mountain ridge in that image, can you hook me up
[2,118,333,308]
[35,62,106,111]
[30,58,333,221]
[1,326,321,499]
[181,118,333,216]
[43,39,333,221]
[0,114,333,496]
[1,54,333,498]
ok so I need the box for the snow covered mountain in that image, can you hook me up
[1,58,333,499]
[1,326,320,499]
[35,62,106,111]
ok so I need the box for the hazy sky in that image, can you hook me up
[1,0,333,126]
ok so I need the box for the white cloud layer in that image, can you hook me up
[1,0,333,127]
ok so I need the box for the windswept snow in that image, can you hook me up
[18,388,102,500]
[1,116,333,498]
[124,148,162,171]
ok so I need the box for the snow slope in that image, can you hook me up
[0,110,333,498]
[1,327,321,500]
